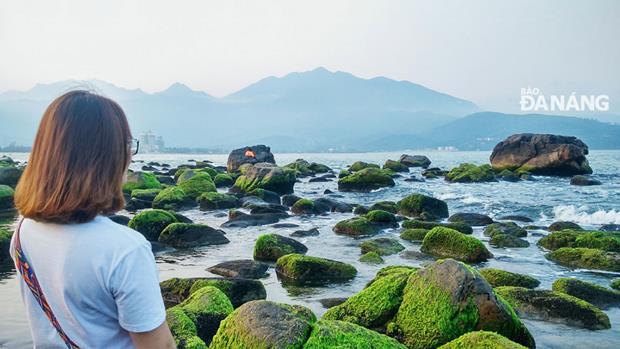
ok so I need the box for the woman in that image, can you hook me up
[10,91,176,348]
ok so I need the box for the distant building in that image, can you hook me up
[138,131,165,153]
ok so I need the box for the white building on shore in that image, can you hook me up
[138,131,165,153]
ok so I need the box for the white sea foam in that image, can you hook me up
[462,194,484,204]
[552,205,620,225]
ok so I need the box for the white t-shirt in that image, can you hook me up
[9,215,166,349]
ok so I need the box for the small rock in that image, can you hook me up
[207,260,269,279]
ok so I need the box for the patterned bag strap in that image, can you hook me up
[13,219,81,349]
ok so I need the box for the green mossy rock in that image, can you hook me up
[338,168,395,192]
[349,161,380,172]
[158,223,229,248]
[178,173,216,199]
[552,277,620,308]
[612,278,620,290]
[359,238,405,256]
[445,163,496,183]
[495,286,610,330]
[383,159,409,173]
[130,188,162,201]
[291,199,318,215]
[548,221,583,231]
[0,184,15,210]
[365,210,398,227]
[166,307,207,349]
[438,331,527,349]
[197,192,239,210]
[333,217,380,237]
[323,266,415,329]
[275,254,357,285]
[210,300,316,349]
[353,205,369,215]
[176,169,214,184]
[123,171,161,193]
[400,228,429,242]
[479,268,540,289]
[160,277,267,309]
[388,259,534,349]
[0,227,12,262]
[253,234,308,262]
[153,187,195,211]
[359,252,384,264]
[368,201,398,214]
[537,230,620,252]
[421,227,492,263]
[213,173,234,188]
[546,247,620,272]
[402,220,472,234]
[177,286,233,345]
[397,194,449,220]
[284,159,331,177]
[303,320,406,349]
[489,234,530,248]
[0,164,22,187]
[233,163,296,195]
[484,222,527,238]
[128,209,178,241]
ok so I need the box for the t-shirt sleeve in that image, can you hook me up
[109,242,166,333]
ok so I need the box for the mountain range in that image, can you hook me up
[1,67,619,152]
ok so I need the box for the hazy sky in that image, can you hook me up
[1,0,618,112]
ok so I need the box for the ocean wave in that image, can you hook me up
[552,205,620,225]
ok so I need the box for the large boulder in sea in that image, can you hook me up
[209,300,316,349]
[160,277,267,309]
[0,185,15,210]
[399,154,431,168]
[421,227,492,263]
[552,277,620,308]
[0,227,12,262]
[445,163,497,183]
[490,133,592,176]
[479,268,540,289]
[253,234,308,262]
[387,259,535,349]
[304,320,406,349]
[227,145,275,173]
[123,171,162,193]
[158,223,229,248]
[275,254,357,285]
[232,163,296,195]
[545,247,620,272]
[283,159,331,177]
[338,168,395,192]
[0,165,22,187]
[153,187,196,211]
[397,194,449,220]
[128,209,178,241]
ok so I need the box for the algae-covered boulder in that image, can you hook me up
[359,252,384,264]
[123,171,161,193]
[438,331,527,349]
[388,259,534,349]
[383,159,409,173]
[448,212,493,226]
[360,238,405,256]
[197,192,239,210]
[484,222,527,238]
[213,173,234,188]
[402,219,472,235]
[284,159,331,177]
[365,210,398,227]
[495,286,610,330]
[128,209,178,241]
[130,188,161,202]
[207,260,269,279]
[349,161,380,172]
[538,230,620,252]
[570,175,602,186]
[548,221,582,231]
[369,201,398,214]
[399,154,431,168]
[227,145,276,172]
[421,227,492,263]
[158,223,229,248]
[0,184,15,210]
[160,277,266,309]
[397,194,448,220]
[304,320,406,349]
[612,278,620,290]
[253,234,308,262]
[445,163,497,183]
[0,227,12,262]
[323,266,415,329]
[233,163,296,195]
[275,254,357,285]
[338,168,395,192]
[291,199,319,215]
[552,278,620,308]
[479,268,540,289]
[313,197,353,213]
[210,300,316,349]
[178,173,216,199]
[166,307,208,349]
[333,217,381,237]
[490,234,530,248]
[422,167,448,179]
[546,247,620,272]
[400,228,429,242]
[0,165,22,187]
[153,187,195,211]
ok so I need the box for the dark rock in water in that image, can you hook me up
[313,197,353,213]
[369,201,398,214]
[272,223,300,228]
[570,175,602,186]
[291,198,323,215]
[0,166,22,187]
[246,188,281,205]
[156,175,176,186]
[399,154,431,168]
[333,217,381,237]
[365,210,399,228]
[497,169,521,182]
[150,241,168,253]
[399,250,435,261]
[388,259,534,348]
[445,163,497,183]
[402,220,472,234]
[495,286,610,330]
[383,159,409,172]
[209,300,315,349]
[275,254,357,285]
[141,165,157,171]
[232,163,296,195]
[283,159,332,177]
[158,223,229,248]
[348,161,380,172]
[421,167,448,179]
[253,234,308,262]
[490,133,592,176]
[484,222,527,238]
[448,212,493,226]
[359,237,405,256]
[124,198,152,211]
[153,187,196,211]
[308,174,333,182]
[198,192,240,210]
[479,268,540,289]
[601,224,620,231]
[239,196,268,208]
[290,228,320,237]
[404,176,425,182]
[490,234,530,248]
[281,194,301,207]
[546,248,620,272]
[0,185,15,210]
[318,297,348,309]
[227,145,275,172]
[108,214,130,226]
[160,277,267,308]
[207,260,269,279]
[250,205,288,215]
[323,189,334,194]
[548,221,582,231]
[337,168,395,192]
[498,215,534,223]
[353,205,369,215]
[214,173,235,188]
[128,209,179,241]
[170,212,193,224]
[552,278,620,309]
[221,211,288,228]
[398,194,449,220]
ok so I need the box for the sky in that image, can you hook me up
[0,0,618,112]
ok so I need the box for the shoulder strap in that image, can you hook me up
[14,219,81,349]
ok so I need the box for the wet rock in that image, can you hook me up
[359,251,384,264]
[498,215,534,223]
[404,175,425,182]
[333,217,381,237]
[281,194,302,207]
[213,173,234,188]
[160,277,267,308]
[479,268,540,289]
[397,194,449,220]
[178,173,216,200]
[108,214,130,226]
[318,297,348,309]
[290,227,320,237]
[155,175,175,186]
[448,212,493,226]
[399,154,431,168]
[153,187,196,211]
[438,331,528,349]
[402,219,473,235]
[232,163,296,195]
[400,228,429,242]
[365,210,398,228]
[198,192,240,210]
[0,185,15,210]
[445,163,497,183]
[283,159,331,177]
[123,171,162,193]
[304,320,406,349]
[349,161,380,172]
[369,201,398,214]
[490,234,530,248]
[308,174,333,183]
[490,133,592,176]
[0,166,22,187]
[246,188,281,205]
[313,197,353,213]
[207,260,269,279]
[421,227,492,263]
[484,222,528,238]
[291,198,321,215]
[538,230,620,252]
[383,159,409,173]
[338,168,395,192]
[552,278,620,308]
[323,189,334,194]
[227,145,275,172]
[275,254,357,285]
[128,209,178,241]
[497,169,521,182]
[253,234,307,262]
[272,223,299,228]
[221,211,288,228]
[158,223,229,248]
[360,238,405,256]
[495,286,610,330]
[546,247,620,272]
[421,167,448,179]
[353,205,369,215]
[570,175,602,186]
[0,227,13,262]
[388,259,534,348]
[548,221,583,231]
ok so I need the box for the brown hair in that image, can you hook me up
[15,90,132,224]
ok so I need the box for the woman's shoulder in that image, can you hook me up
[89,215,150,250]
